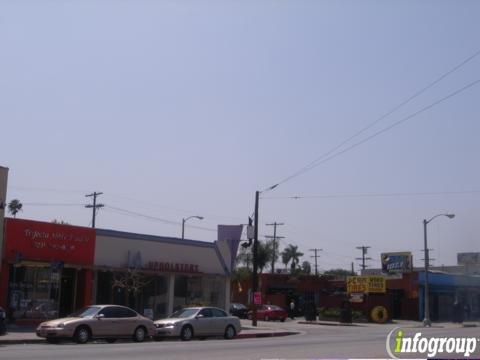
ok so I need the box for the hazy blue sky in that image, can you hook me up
[2,0,479,272]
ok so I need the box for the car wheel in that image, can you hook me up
[105,338,117,343]
[224,325,236,340]
[180,325,193,341]
[74,326,90,344]
[133,326,146,342]
[264,315,269,321]
[46,337,59,344]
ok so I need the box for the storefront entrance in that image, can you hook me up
[59,268,77,317]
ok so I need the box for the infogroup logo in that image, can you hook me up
[386,328,479,358]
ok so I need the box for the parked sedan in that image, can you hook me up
[154,307,241,341]
[247,305,287,322]
[229,303,248,319]
[36,305,155,344]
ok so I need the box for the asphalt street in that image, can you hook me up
[1,321,478,359]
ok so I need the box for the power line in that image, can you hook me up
[22,202,85,206]
[265,47,480,190]
[265,76,480,191]
[104,205,217,233]
[263,190,480,200]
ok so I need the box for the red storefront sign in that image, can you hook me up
[4,218,96,266]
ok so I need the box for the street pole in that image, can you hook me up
[251,190,259,327]
[266,222,284,274]
[422,219,431,327]
[181,215,204,240]
[421,213,455,327]
[182,218,186,240]
[310,248,322,276]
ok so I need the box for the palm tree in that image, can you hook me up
[301,261,311,275]
[281,244,304,273]
[8,199,23,218]
[256,241,271,274]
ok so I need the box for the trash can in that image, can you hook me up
[304,302,316,321]
[339,302,352,324]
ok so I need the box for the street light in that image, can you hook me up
[422,213,455,327]
[181,216,204,240]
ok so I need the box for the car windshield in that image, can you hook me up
[169,308,199,318]
[234,304,246,309]
[69,306,101,318]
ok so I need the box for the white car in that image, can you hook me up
[154,307,241,341]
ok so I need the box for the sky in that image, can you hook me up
[1,0,479,272]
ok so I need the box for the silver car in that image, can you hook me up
[36,305,155,344]
[154,307,241,341]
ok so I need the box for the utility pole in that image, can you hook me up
[309,248,322,276]
[85,192,104,228]
[266,222,284,274]
[355,246,371,273]
[251,191,260,327]
[351,262,355,275]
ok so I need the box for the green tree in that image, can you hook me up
[256,241,271,274]
[301,261,311,275]
[281,244,304,274]
[8,199,23,218]
[266,239,280,273]
[323,268,355,277]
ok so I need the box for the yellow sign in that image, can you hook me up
[346,276,386,294]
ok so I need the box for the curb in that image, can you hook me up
[235,331,300,339]
[297,321,360,327]
[0,338,44,345]
[0,331,301,345]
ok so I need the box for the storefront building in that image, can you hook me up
[0,218,241,324]
[92,227,239,320]
[0,218,95,324]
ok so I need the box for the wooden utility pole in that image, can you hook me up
[85,191,104,228]
[266,222,284,274]
[309,248,322,276]
[356,246,371,272]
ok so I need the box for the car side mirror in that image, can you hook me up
[95,314,105,320]
[195,314,204,319]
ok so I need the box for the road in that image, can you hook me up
[1,320,479,359]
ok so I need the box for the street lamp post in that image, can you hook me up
[422,213,455,327]
[182,215,204,240]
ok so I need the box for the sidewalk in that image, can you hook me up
[297,318,479,328]
[0,324,300,345]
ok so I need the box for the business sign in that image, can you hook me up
[145,261,200,273]
[4,218,96,266]
[253,291,262,305]
[349,293,364,303]
[457,252,480,266]
[381,252,413,274]
[347,276,386,294]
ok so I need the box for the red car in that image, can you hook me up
[247,305,287,322]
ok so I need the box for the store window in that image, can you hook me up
[95,270,169,320]
[8,265,60,321]
[173,275,225,310]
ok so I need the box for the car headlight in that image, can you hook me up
[57,323,65,328]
